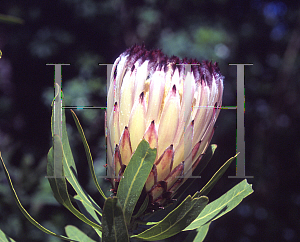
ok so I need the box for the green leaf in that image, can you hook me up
[138,145,217,225]
[0,228,16,242]
[50,93,103,218]
[131,194,209,241]
[47,137,102,231]
[71,110,107,200]
[93,228,102,240]
[65,225,97,242]
[184,179,253,231]
[117,139,156,225]
[0,152,78,242]
[102,197,129,242]
[173,144,217,202]
[73,195,102,226]
[199,152,238,196]
[194,144,218,176]
[183,222,211,242]
[73,195,102,239]
[132,194,149,219]
[0,13,24,24]
[193,223,211,242]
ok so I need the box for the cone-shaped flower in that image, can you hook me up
[107,44,223,208]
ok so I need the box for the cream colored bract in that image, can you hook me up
[107,45,223,208]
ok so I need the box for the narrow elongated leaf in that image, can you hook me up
[140,148,233,228]
[117,139,156,224]
[191,223,211,242]
[47,137,102,231]
[173,144,217,202]
[184,179,253,231]
[198,153,238,196]
[71,110,107,200]
[141,145,219,222]
[50,95,102,218]
[183,222,211,242]
[0,13,24,24]
[194,223,211,242]
[132,194,149,219]
[0,152,78,242]
[72,196,102,241]
[195,144,218,175]
[93,228,102,240]
[73,195,102,225]
[102,197,129,242]
[65,225,96,242]
[0,228,16,242]
[131,194,208,241]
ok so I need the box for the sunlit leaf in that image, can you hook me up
[65,225,96,242]
[198,153,238,196]
[184,179,253,231]
[0,228,16,242]
[131,193,208,241]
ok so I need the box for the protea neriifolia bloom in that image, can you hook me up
[106,45,223,209]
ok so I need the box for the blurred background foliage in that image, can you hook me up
[0,0,299,241]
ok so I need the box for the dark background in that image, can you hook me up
[0,0,299,241]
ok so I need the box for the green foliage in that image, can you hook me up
[0,92,254,242]
[73,195,102,238]
[71,109,107,200]
[49,94,103,222]
[0,228,16,242]
[47,140,102,231]
[0,14,24,24]
[132,195,208,241]
[184,179,253,231]
[184,222,211,242]
[198,153,238,196]
[1,0,298,241]
[102,197,129,242]
[117,139,157,225]
[65,225,96,242]
[172,144,217,203]
[0,152,77,241]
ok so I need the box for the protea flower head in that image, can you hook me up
[106,44,223,210]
